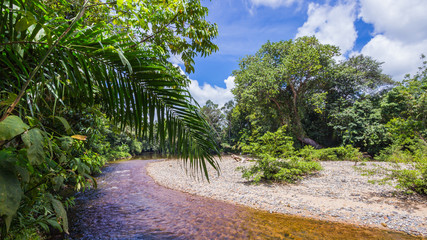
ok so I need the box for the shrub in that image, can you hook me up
[238,126,322,184]
[241,125,295,158]
[239,154,322,184]
[392,161,427,195]
[107,144,132,160]
[298,145,362,161]
[372,139,427,195]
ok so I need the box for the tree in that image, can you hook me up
[331,55,393,101]
[328,98,390,154]
[201,100,225,145]
[233,36,339,148]
[308,54,394,147]
[41,0,219,73]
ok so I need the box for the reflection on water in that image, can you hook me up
[68,160,420,239]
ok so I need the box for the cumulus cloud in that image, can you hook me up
[188,76,235,107]
[357,35,427,81]
[355,0,427,80]
[169,54,184,65]
[296,2,357,54]
[359,0,427,43]
[249,0,301,8]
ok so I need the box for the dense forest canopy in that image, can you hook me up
[201,37,425,194]
[203,37,427,195]
[215,37,422,154]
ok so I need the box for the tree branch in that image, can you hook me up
[130,13,179,48]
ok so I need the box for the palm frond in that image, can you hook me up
[0,0,220,179]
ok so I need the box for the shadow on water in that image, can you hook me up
[66,159,422,240]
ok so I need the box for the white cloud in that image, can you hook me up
[249,0,301,8]
[169,54,184,65]
[355,0,427,80]
[359,0,427,43]
[358,35,427,81]
[296,2,357,54]
[188,76,235,107]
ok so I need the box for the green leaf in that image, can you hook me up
[21,128,45,165]
[0,93,17,106]
[0,168,23,232]
[54,116,72,135]
[16,166,30,183]
[46,219,62,231]
[59,137,73,151]
[0,149,17,167]
[52,175,64,192]
[50,197,69,234]
[25,116,40,127]
[0,115,30,141]
[15,15,36,32]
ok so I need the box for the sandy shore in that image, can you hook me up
[147,156,427,236]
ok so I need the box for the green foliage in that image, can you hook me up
[232,37,339,147]
[363,151,427,195]
[0,0,221,238]
[238,126,322,184]
[201,100,225,147]
[239,155,322,184]
[0,116,29,141]
[298,145,362,162]
[329,98,390,154]
[241,125,295,158]
[0,162,23,233]
[108,145,132,161]
[358,59,427,195]
[21,129,46,165]
[391,159,427,195]
[229,38,393,150]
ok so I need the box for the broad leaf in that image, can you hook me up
[0,168,23,232]
[54,116,72,135]
[59,137,73,151]
[0,115,29,141]
[52,175,64,191]
[50,197,69,234]
[21,128,45,165]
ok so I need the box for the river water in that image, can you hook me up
[67,159,420,239]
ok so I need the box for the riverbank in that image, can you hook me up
[147,156,427,237]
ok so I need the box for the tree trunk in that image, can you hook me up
[289,82,323,149]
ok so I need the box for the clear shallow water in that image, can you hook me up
[67,159,421,239]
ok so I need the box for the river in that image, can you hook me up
[67,159,420,239]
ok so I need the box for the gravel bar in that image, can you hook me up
[147,156,427,236]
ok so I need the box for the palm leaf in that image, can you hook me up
[0,0,220,179]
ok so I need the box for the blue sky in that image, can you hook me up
[174,0,427,106]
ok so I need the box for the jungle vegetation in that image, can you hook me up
[0,0,426,239]
[0,0,220,238]
[202,38,426,192]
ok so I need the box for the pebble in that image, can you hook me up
[147,157,427,237]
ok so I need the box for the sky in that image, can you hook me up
[173,0,427,107]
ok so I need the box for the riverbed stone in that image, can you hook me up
[147,156,427,237]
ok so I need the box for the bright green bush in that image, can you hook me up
[107,145,132,160]
[298,145,362,161]
[373,139,427,195]
[241,125,295,158]
[238,126,322,184]
[239,154,322,184]
[392,161,427,195]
